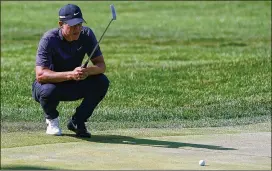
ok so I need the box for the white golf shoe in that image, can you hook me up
[46,117,62,136]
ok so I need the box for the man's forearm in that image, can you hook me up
[86,64,106,76]
[37,70,73,83]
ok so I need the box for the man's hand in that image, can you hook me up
[72,67,88,81]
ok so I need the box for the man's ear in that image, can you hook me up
[58,21,63,28]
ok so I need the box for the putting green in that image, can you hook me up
[1,123,271,170]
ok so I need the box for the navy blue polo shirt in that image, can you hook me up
[36,26,102,72]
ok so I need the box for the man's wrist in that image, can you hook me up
[66,72,73,81]
[85,67,91,76]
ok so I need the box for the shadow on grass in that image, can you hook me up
[62,133,236,151]
[1,165,55,170]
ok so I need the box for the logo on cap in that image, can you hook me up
[58,4,87,26]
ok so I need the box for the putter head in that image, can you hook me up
[110,4,116,20]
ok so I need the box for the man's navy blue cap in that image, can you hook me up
[59,4,87,26]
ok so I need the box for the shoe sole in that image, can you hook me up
[67,121,91,138]
[46,132,62,136]
[75,134,91,138]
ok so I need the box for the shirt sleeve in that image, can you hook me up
[86,28,103,59]
[36,37,53,68]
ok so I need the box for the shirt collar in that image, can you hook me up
[58,28,82,42]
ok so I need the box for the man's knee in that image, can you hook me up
[99,74,110,90]
[40,84,57,99]
[90,74,110,91]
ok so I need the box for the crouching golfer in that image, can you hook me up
[32,4,109,138]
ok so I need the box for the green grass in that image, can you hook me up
[1,1,271,132]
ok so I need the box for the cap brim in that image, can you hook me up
[66,18,86,26]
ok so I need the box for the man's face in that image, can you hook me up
[60,22,82,41]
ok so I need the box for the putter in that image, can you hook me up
[82,4,116,68]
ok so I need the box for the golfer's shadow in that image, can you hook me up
[62,133,236,150]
